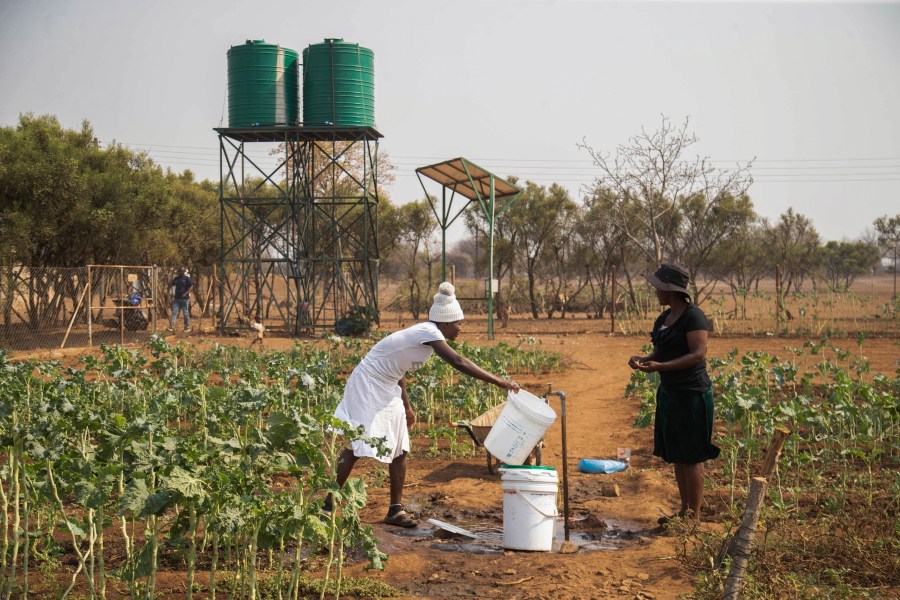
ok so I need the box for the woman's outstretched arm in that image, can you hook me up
[427,340,520,391]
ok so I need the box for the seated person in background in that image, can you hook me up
[250,313,265,346]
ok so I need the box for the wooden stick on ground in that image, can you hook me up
[716,427,791,569]
[60,284,90,349]
[761,427,791,480]
[496,576,534,586]
[723,476,768,599]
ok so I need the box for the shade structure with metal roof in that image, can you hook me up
[416,157,520,203]
[417,157,521,339]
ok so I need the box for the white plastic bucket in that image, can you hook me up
[484,390,557,465]
[500,466,558,551]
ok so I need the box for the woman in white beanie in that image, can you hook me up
[328,282,519,527]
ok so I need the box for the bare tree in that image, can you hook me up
[579,115,754,270]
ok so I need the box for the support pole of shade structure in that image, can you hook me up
[416,158,521,340]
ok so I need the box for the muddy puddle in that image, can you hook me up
[384,515,648,554]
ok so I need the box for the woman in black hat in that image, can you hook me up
[628,264,720,524]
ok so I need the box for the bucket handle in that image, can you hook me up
[509,486,559,518]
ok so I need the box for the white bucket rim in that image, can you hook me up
[508,390,556,426]
[500,466,559,483]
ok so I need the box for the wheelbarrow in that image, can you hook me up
[452,401,544,474]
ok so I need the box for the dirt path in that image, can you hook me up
[336,334,686,600]
[330,330,898,600]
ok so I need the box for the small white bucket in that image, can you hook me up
[500,466,558,551]
[484,390,557,465]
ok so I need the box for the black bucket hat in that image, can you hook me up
[643,263,691,298]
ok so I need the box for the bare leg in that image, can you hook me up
[336,448,358,488]
[682,462,705,521]
[388,452,408,508]
[673,464,688,516]
[324,448,359,512]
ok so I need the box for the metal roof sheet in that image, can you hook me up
[416,157,520,202]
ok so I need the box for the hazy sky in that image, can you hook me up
[2,0,898,244]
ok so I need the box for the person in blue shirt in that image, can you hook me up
[168,268,193,332]
[628,264,720,523]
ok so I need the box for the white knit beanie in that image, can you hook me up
[429,282,465,323]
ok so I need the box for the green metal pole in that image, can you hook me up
[218,135,225,334]
[441,186,447,282]
[487,177,495,340]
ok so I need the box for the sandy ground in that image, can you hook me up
[211,316,894,600]
[16,315,900,599]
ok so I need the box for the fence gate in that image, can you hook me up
[86,265,158,348]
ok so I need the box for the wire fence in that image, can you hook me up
[0,265,216,353]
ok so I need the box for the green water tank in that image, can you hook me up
[303,38,375,127]
[227,40,299,127]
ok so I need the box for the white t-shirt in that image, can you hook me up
[334,321,446,461]
[357,321,445,383]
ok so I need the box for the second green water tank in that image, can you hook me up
[303,38,375,127]
[227,40,299,127]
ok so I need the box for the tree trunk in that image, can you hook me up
[527,264,539,319]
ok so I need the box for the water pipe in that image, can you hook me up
[545,388,569,542]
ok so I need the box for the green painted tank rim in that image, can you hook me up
[499,465,556,470]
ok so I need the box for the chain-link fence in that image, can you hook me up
[0,265,222,353]
[2,266,897,354]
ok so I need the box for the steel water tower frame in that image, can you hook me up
[213,124,382,334]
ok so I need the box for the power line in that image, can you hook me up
[98,139,900,184]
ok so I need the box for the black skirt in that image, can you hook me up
[653,386,721,464]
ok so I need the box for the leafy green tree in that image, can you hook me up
[396,200,438,318]
[573,188,630,317]
[376,197,403,266]
[677,192,757,303]
[764,209,821,293]
[874,214,900,298]
[0,114,219,328]
[506,182,577,318]
[706,222,768,319]
[0,114,218,267]
[819,240,881,291]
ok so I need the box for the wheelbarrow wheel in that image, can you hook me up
[486,450,501,474]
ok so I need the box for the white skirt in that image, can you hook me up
[333,366,410,463]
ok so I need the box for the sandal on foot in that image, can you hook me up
[384,509,418,528]
[657,515,676,526]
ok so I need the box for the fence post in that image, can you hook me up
[87,265,93,348]
[60,283,89,349]
[775,264,781,336]
[610,265,617,334]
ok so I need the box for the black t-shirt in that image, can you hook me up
[172,275,192,300]
[650,303,711,392]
